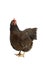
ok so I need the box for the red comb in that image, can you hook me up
[12,18,17,25]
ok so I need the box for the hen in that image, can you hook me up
[10,19,37,57]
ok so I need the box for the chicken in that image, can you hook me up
[10,19,37,57]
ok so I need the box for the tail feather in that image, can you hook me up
[32,28,37,39]
[29,28,37,40]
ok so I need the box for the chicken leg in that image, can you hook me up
[15,51,25,57]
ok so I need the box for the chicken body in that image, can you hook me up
[10,19,37,56]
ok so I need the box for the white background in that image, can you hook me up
[0,0,43,65]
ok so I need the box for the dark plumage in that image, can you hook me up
[10,19,37,57]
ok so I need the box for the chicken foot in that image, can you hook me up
[15,51,25,57]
